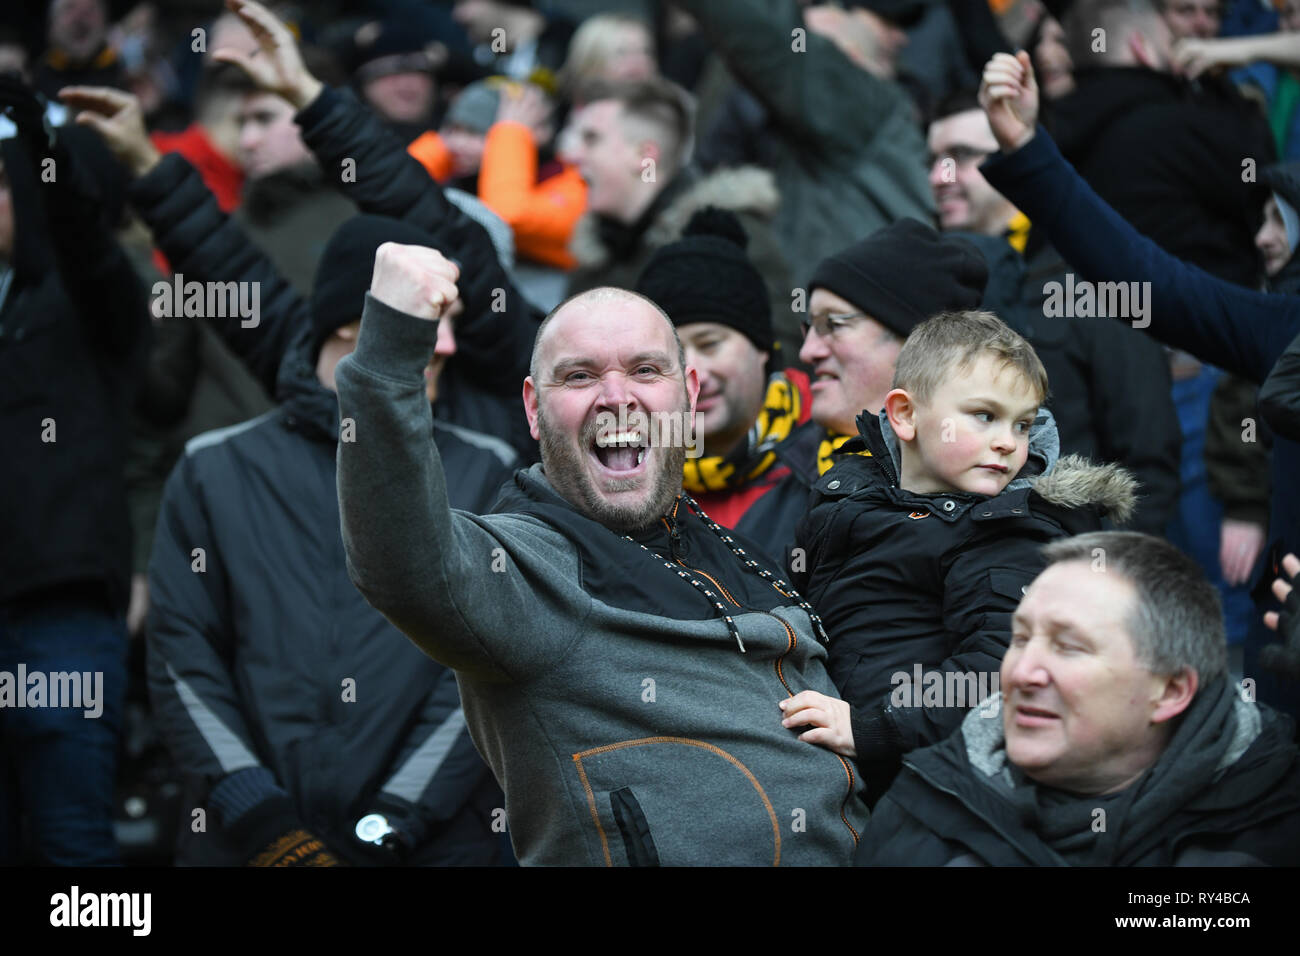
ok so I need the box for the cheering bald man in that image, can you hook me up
[335,244,868,866]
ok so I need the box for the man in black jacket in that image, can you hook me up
[0,78,149,865]
[61,4,526,860]
[859,531,1300,865]
[144,217,516,865]
[1056,0,1274,290]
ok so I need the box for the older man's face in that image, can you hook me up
[799,288,903,436]
[525,293,699,532]
[1003,561,1176,795]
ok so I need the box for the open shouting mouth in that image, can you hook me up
[590,429,649,478]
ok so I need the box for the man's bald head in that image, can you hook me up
[529,286,685,383]
[523,286,699,533]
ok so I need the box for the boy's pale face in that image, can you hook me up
[893,353,1039,497]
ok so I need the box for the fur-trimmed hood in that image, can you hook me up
[569,165,780,270]
[1028,454,1137,526]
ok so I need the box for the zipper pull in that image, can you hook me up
[663,498,685,560]
[668,518,683,561]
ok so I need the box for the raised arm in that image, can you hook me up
[335,244,565,679]
[673,0,906,145]
[62,84,306,395]
[211,0,535,394]
[0,76,149,362]
[1175,32,1300,79]
[977,51,1300,384]
[478,88,583,270]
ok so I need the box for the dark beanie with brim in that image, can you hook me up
[635,207,773,353]
[807,218,988,339]
[309,214,449,359]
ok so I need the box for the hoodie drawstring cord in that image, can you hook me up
[621,495,830,654]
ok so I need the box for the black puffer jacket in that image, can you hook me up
[0,130,150,614]
[858,679,1300,865]
[146,324,516,865]
[795,409,1135,803]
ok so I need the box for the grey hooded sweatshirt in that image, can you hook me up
[335,293,869,865]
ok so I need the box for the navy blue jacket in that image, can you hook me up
[982,129,1300,710]
[981,138,1298,551]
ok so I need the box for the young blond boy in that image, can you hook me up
[784,311,1135,804]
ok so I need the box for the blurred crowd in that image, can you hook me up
[2,0,1300,866]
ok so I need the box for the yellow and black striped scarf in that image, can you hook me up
[815,432,872,476]
[682,373,803,493]
[1006,211,1031,254]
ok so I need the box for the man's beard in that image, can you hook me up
[537,400,688,534]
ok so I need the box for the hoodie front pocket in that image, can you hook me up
[609,787,661,866]
[573,736,781,866]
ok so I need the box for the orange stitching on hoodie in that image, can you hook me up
[836,755,860,844]
[572,736,781,866]
[773,617,796,696]
[572,755,613,866]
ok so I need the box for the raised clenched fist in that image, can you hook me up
[369,243,461,322]
[979,51,1040,155]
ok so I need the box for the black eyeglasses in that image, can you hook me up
[800,311,870,339]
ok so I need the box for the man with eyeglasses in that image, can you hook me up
[926,90,1181,536]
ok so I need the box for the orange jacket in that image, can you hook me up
[407,130,455,184]
[478,121,584,269]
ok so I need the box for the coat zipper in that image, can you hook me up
[661,502,860,848]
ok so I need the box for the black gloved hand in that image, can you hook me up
[209,767,346,866]
[1262,568,1300,682]
[231,794,346,867]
